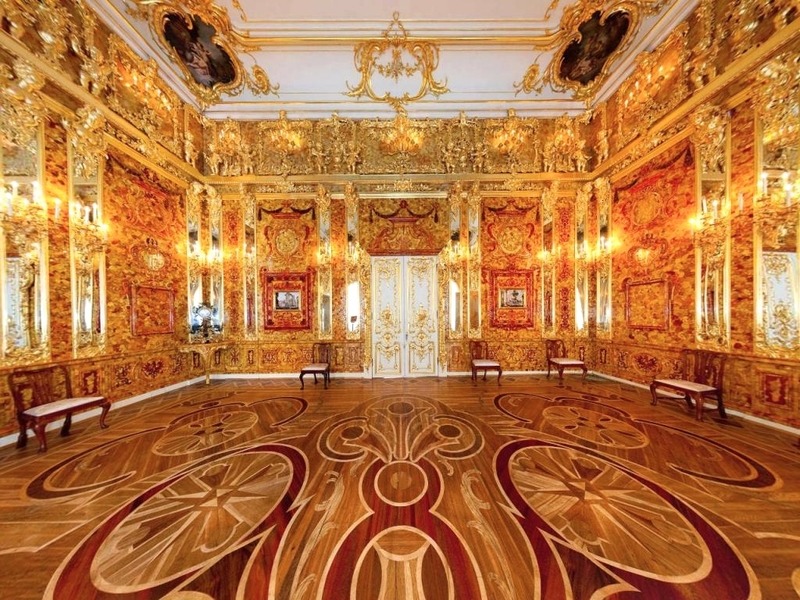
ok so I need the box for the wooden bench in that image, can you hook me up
[650,349,726,421]
[8,365,110,452]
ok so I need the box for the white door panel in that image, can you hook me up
[372,256,438,378]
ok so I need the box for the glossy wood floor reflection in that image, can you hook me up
[1,374,800,599]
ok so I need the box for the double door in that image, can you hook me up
[371,256,438,377]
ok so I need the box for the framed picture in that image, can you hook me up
[489,270,534,329]
[499,288,526,308]
[274,290,301,311]
[263,271,312,330]
[161,12,237,89]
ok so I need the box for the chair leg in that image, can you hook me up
[16,419,28,449]
[557,366,565,381]
[61,413,72,437]
[482,369,488,381]
[546,362,551,379]
[716,392,726,419]
[471,367,477,383]
[99,403,110,429]
[497,367,502,383]
[581,366,587,380]
[300,373,305,389]
[324,371,329,389]
[313,373,318,385]
[649,383,659,406]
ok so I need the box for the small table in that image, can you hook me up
[180,343,229,384]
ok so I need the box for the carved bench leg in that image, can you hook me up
[32,422,48,452]
[691,392,703,421]
[546,362,552,379]
[649,383,659,406]
[497,367,502,383]
[61,413,72,437]
[300,373,305,389]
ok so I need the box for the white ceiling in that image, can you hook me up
[88,0,698,120]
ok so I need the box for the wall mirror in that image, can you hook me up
[345,184,362,340]
[466,186,481,338]
[0,126,50,365]
[596,178,612,337]
[445,184,464,338]
[692,105,731,347]
[242,192,257,338]
[575,184,590,336]
[539,185,556,336]
[187,183,223,341]
[317,185,333,339]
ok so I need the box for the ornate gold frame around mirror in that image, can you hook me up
[753,51,800,358]
[595,177,613,339]
[691,104,731,349]
[0,122,50,366]
[67,106,108,358]
[316,185,333,340]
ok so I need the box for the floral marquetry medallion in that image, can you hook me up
[3,380,793,598]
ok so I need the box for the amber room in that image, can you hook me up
[0,0,799,598]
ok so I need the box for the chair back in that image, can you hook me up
[8,365,73,414]
[312,342,332,364]
[469,340,490,360]
[544,339,567,361]
[680,349,725,388]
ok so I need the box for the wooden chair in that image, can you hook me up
[545,339,587,381]
[470,340,502,383]
[650,349,726,421]
[300,343,331,389]
[8,364,110,452]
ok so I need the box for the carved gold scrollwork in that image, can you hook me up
[346,12,449,111]
[67,107,108,180]
[0,59,47,150]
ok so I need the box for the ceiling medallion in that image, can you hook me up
[515,0,662,101]
[346,12,449,111]
[130,1,278,106]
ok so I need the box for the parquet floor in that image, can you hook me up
[1,374,799,599]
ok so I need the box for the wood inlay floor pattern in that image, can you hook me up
[0,375,798,598]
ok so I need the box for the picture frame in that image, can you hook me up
[489,270,534,329]
[263,271,312,330]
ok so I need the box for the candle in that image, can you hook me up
[83,205,91,223]
[760,172,768,195]
[737,192,744,213]
[10,181,18,198]
[712,199,719,219]
[701,196,708,215]
[92,202,98,223]
[54,198,61,220]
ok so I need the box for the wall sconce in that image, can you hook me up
[537,247,557,266]
[346,239,362,268]
[689,193,731,247]
[317,240,332,266]
[1,180,48,228]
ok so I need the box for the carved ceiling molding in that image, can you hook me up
[129,0,278,106]
[346,12,449,112]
